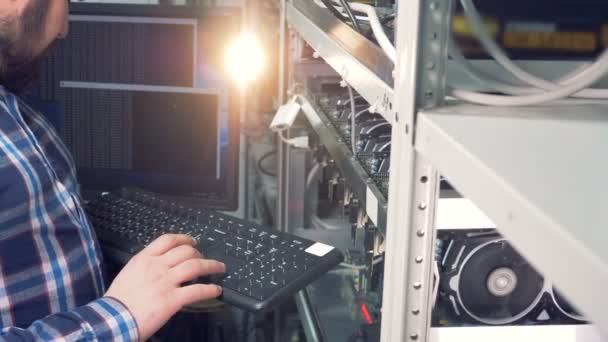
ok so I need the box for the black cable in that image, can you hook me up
[320,0,347,20]
[338,0,362,33]
[380,13,397,26]
[215,322,226,342]
[257,150,277,177]
[347,330,364,342]
[241,312,250,342]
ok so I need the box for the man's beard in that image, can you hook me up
[0,0,55,94]
[0,40,57,94]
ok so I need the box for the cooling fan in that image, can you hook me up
[551,287,586,322]
[436,230,587,326]
[444,236,545,324]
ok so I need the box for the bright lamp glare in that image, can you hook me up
[225,33,265,85]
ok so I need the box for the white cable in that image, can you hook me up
[339,262,367,270]
[448,39,543,95]
[347,84,357,153]
[449,28,608,106]
[349,2,396,63]
[446,46,608,104]
[277,130,291,144]
[311,215,348,231]
[278,130,309,149]
[449,46,608,105]
[459,0,608,99]
[431,262,440,308]
[450,42,608,99]
[306,162,326,189]
[313,0,396,62]
[340,93,362,108]
[306,163,321,188]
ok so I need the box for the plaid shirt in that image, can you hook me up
[0,87,139,341]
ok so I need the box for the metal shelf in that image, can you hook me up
[286,0,394,124]
[282,0,608,339]
[298,96,388,232]
[416,102,608,333]
[436,198,496,230]
[431,325,602,342]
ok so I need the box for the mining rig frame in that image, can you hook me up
[277,0,608,341]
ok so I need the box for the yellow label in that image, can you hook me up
[453,15,499,38]
[503,31,597,51]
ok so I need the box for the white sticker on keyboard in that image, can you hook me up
[305,242,334,257]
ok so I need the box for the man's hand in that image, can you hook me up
[104,234,225,341]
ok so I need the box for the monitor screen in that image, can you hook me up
[40,14,198,99]
[60,83,239,208]
[37,5,242,210]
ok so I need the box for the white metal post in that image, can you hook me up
[380,0,453,341]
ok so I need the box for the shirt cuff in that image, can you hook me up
[72,297,139,342]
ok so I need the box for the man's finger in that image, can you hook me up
[143,234,196,256]
[169,259,226,285]
[175,284,223,306]
[162,244,202,267]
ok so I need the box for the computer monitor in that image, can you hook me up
[40,12,198,98]
[60,82,240,209]
[37,4,242,210]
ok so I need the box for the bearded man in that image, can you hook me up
[0,1,225,340]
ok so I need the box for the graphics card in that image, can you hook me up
[434,229,586,326]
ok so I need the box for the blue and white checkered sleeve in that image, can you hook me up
[1,297,139,342]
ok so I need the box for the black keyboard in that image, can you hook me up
[85,189,343,311]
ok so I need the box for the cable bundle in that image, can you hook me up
[448,0,608,106]
[313,0,608,106]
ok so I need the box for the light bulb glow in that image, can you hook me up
[225,33,266,86]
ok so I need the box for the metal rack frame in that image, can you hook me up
[379,1,452,340]
[286,0,394,123]
[279,0,608,341]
